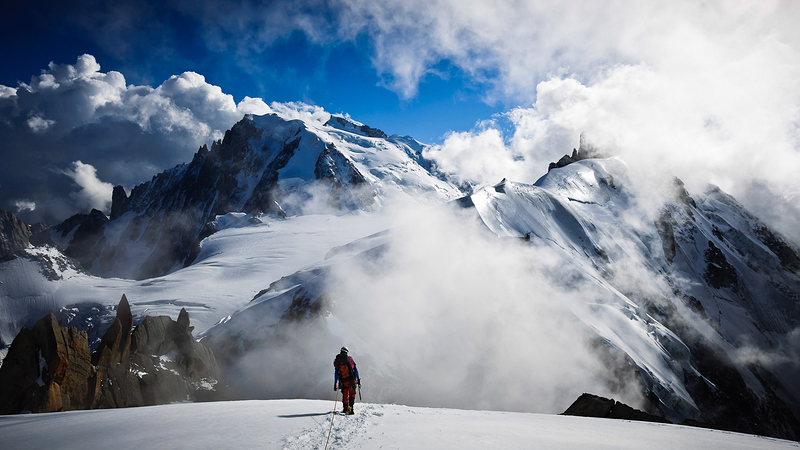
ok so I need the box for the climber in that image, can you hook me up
[333,346,360,415]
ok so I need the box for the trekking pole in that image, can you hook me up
[358,382,362,401]
[324,390,338,450]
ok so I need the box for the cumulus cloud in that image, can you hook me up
[25,115,55,133]
[62,161,114,213]
[423,56,800,242]
[14,200,35,213]
[424,126,522,187]
[0,55,271,223]
[146,0,800,241]
[372,1,800,242]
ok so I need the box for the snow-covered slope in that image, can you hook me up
[201,156,800,439]
[0,212,390,354]
[1,400,797,449]
[466,157,800,432]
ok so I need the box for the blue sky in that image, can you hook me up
[0,0,502,144]
[2,0,800,241]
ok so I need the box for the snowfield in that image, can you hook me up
[1,400,797,449]
[0,212,390,348]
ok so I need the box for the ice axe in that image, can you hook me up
[358,379,362,401]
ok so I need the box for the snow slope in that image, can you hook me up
[0,212,390,350]
[201,156,800,437]
[1,400,797,450]
[467,158,800,425]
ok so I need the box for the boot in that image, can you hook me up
[346,406,354,415]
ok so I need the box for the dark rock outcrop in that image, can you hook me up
[703,241,738,289]
[0,295,225,414]
[314,143,375,209]
[28,222,55,247]
[324,115,388,139]
[110,185,128,221]
[53,209,109,271]
[655,211,677,264]
[547,133,603,172]
[562,393,670,424]
[754,225,800,273]
[0,209,32,261]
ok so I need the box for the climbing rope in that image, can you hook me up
[324,390,339,450]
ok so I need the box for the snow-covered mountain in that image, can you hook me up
[201,155,800,439]
[466,158,800,435]
[1,106,799,440]
[50,111,461,280]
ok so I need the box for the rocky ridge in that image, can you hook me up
[0,209,32,261]
[0,295,225,414]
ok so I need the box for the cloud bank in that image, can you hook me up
[155,0,800,241]
[4,1,800,244]
[0,55,270,223]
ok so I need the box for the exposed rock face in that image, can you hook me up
[314,143,375,209]
[53,209,109,271]
[28,222,55,247]
[110,185,128,220]
[547,133,603,172]
[703,241,738,289]
[0,314,93,413]
[92,294,133,367]
[0,209,32,261]
[754,225,800,273]
[324,115,388,139]
[562,393,670,424]
[0,295,225,414]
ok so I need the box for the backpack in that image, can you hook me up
[336,354,355,382]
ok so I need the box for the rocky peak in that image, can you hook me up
[547,133,605,172]
[110,185,128,220]
[0,313,92,414]
[314,143,376,209]
[92,295,133,367]
[0,209,32,261]
[324,114,388,139]
[0,294,226,415]
[562,393,669,424]
[53,209,109,271]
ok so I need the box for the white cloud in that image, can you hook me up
[0,55,275,223]
[358,0,800,241]
[424,126,522,187]
[7,54,273,151]
[62,161,114,213]
[26,115,55,133]
[14,200,36,213]
[325,203,645,412]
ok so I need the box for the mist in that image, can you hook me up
[326,204,644,413]
[214,201,649,414]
